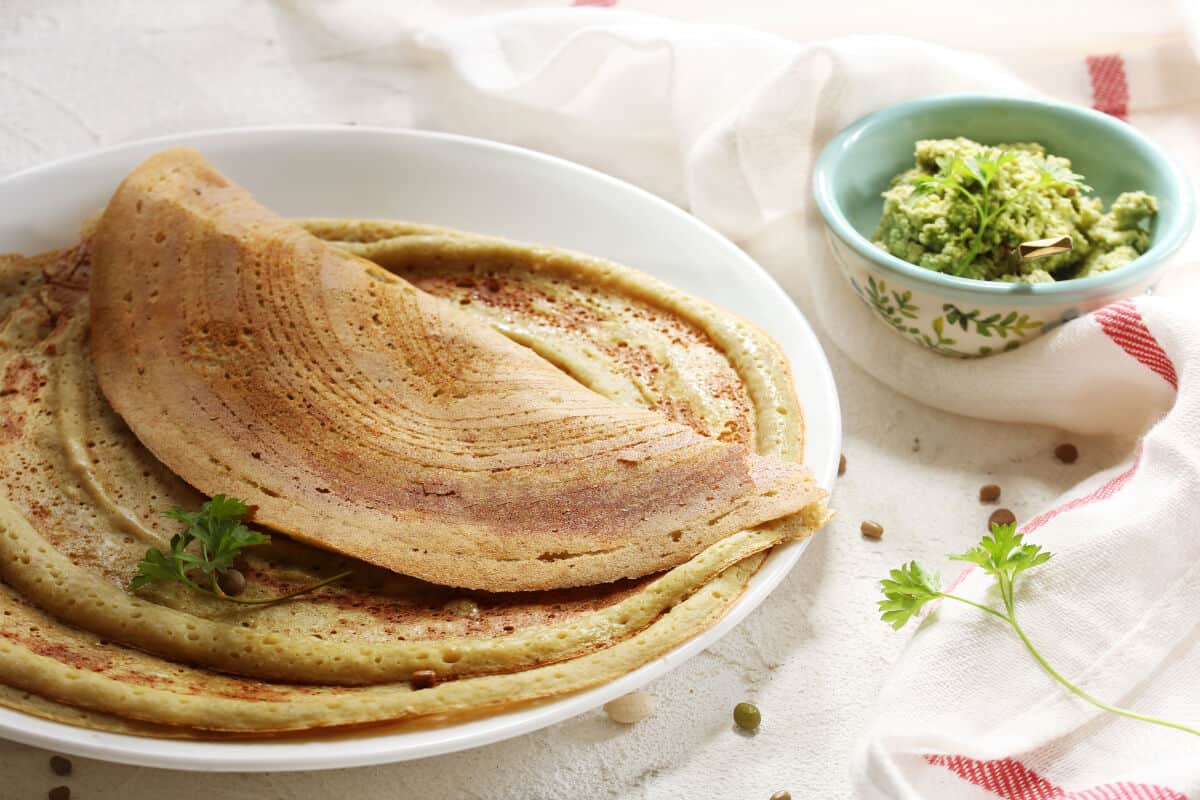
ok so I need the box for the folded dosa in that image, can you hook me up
[89,149,823,591]
[0,229,829,733]
[0,229,823,687]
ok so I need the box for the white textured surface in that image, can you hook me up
[0,2,1188,798]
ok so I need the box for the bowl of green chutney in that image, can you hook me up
[812,94,1195,357]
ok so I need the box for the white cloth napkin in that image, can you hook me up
[380,10,1200,797]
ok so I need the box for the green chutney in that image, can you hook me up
[873,137,1157,283]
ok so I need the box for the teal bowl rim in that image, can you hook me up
[812,93,1196,300]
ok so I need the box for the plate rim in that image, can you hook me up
[0,124,842,771]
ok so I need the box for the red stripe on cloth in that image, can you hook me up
[1094,300,1178,388]
[938,444,1139,598]
[571,0,618,5]
[1022,446,1141,535]
[924,755,1186,800]
[1097,305,1175,377]
[1086,54,1130,119]
[943,565,973,593]
[938,444,1141,607]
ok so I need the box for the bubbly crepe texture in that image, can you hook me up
[0,217,828,734]
[0,552,762,734]
[88,149,823,591]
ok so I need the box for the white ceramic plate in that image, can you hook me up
[0,126,841,771]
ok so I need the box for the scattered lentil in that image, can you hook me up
[733,701,761,731]
[838,453,846,476]
[770,792,793,800]
[989,508,1016,529]
[860,520,884,539]
[49,788,70,800]
[49,755,72,777]
[979,484,1002,503]
[604,691,655,724]
[911,437,921,453]
[410,669,438,690]
[1054,443,1079,464]
[217,568,246,597]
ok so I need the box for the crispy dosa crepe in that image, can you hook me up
[0,236,824,691]
[0,683,189,739]
[88,149,823,591]
[303,219,802,454]
[0,555,761,734]
[0,145,831,732]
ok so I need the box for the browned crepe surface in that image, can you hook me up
[88,149,823,591]
[0,175,831,734]
[0,245,813,686]
[0,241,824,734]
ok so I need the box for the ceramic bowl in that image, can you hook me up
[812,94,1195,357]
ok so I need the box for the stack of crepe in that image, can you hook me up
[0,149,828,737]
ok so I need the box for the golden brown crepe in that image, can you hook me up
[0,553,762,733]
[0,242,822,688]
[88,149,823,591]
[0,218,829,734]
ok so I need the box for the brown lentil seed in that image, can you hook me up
[860,520,884,539]
[410,669,438,690]
[979,484,1001,503]
[988,508,1016,529]
[1055,443,1079,464]
[770,793,793,800]
[217,568,246,596]
[49,788,70,800]
[838,453,846,476]
[49,755,72,776]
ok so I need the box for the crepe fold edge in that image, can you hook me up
[0,519,834,734]
[88,148,825,591]
[0,218,828,689]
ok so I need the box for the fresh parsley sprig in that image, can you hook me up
[908,151,1091,276]
[130,494,350,605]
[881,522,1199,738]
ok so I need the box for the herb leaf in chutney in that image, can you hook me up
[875,138,1155,282]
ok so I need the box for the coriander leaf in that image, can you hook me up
[129,547,186,590]
[948,545,991,571]
[975,152,1012,186]
[907,178,944,206]
[881,517,1199,739]
[877,561,942,630]
[1007,542,1052,579]
[977,159,997,186]
[949,522,1050,582]
[1038,163,1091,193]
[204,520,268,574]
[950,521,1014,574]
[132,495,349,605]
[959,156,985,186]
[202,494,250,521]
[158,495,267,578]
[162,508,200,527]
[905,148,1095,276]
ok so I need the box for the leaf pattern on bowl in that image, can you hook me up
[850,276,1045,358]
[942,304,1043,339]
[862,275,919,331]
